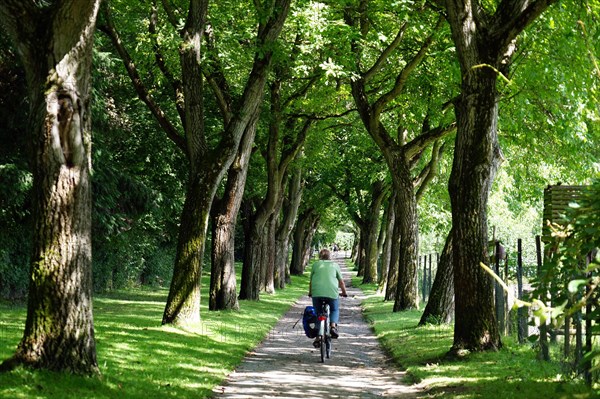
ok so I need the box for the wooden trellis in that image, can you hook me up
[542,184,588,243]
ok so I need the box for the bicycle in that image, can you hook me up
[315,299,332,363]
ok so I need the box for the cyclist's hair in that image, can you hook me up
[319,249,331,260]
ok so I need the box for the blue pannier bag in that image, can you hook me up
[302,306,318,338]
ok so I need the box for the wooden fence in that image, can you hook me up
[492,235,596,383]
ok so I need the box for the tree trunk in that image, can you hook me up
[419,230,454,325]
[290,208,319,275]
[302,215,320,269]
[239,201,260,300]
[446,0,556,356]
[163,174,214,324]
[448,72,502,350]
[351,229,359,264]
[209,118,258,311]
[362,181,385,284]
[263,210,279,293]
[444,0,556,353]
[385,216,401,301]
[355,229,366,277]
[393,160,419,311]
[290,208,313,275]
[379,193,396,291]
[274,168,302,287]
[0,0,101,374]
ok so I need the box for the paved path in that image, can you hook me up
[212,257,420,398]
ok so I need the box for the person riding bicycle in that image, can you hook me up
[308,248,348,342]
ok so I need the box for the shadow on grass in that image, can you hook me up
[359,291,598,399]
[0,273,311,399]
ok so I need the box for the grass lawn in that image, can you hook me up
[355,277,599,399]
[0,269,310,399]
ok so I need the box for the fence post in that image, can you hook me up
[536,235,550,361]
[517,239,527,343]
[421,255,426,303]
[585,271,592,385]
[428,254,432,300]
[575,302,583,372]
[495,242,505,335]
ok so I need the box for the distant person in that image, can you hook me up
[308,249,348,341]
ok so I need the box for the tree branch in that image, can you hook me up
[491,0,559,50]
[363,22,408,82]
[160,0,181,29]
[405,121,456,162]
[372,15,444,117]
[414,140,445,202]
[99,4,186,152]
[279,118,312,174]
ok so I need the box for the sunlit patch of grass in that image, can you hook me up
[356,281,598,399]
[0,267,311,398]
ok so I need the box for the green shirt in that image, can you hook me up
[310,260,343,299]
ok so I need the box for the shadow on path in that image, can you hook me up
[212,256,421,398]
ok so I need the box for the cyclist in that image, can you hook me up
[308,248,348,344]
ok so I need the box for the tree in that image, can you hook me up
[0,0,100,374]
[342,0,455,309]
[308,120,389,283]
[444,0,557,353]
[101,0,292,324]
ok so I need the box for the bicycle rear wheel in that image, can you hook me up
[325,335,331,359]
[320,334,326,363]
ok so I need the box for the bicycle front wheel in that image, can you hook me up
[325,336,331,359]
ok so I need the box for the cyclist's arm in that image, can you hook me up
[338,279,348,297]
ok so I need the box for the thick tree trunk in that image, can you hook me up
[163,176,213,324]
[209,118,258,311]
[393,160,419,311]
[210,197,240,310]
[0,0,101,374]
[445,0,555,355]
[163,1,211,324]
[448,73,502,350]
[419,230,454,325]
